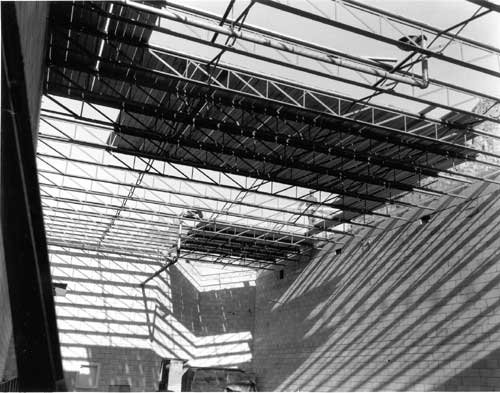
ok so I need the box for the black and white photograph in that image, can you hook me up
[1,0,499,391]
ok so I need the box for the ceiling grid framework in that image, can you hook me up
[38,0,500,272]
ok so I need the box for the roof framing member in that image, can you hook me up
[53,7,500,128]
[40,111,460,198]
[48,248,279,270]
[37,150,399,224]
[254,0,500,78]
[339,0,500,54]
[466,0,500,13]
[119,0,428,88]
[45,62,500,169]
[39,181,354,237]
[38,170,361,233]
[43,74,500,176]
[38,132,441,212]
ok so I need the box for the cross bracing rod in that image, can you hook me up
[46,52,500,163]
[38,116,450,215]
[87,3,500,122]
[40,106,488,191]
[39,181,354,236]
[254,0,500,78]
[466,0,500,13]
[41,83,500,189]
[53,10,500,127]
[47,242,283,269]
[39,106,465,199]
[118,0,427,88]
[40,193,331,246]
[44,217,315,260]
[163,0,500,81]
[338,0,500,56]
[37,147,395,224]
[42,204,345,241]
[37,151,396,225]
[39,170,356,235]
[46,231,297,265]
[108,123,466,199]
[47,239,290,267]
[42,102,496,199]
[47,67,500,177]
[48,248,278,270]
[38,132,440,212]
[46,226,297,263]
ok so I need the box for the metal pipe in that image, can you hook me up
[466,0,500,13]
[254,0,500,78]
[163,0,394,69]
[140,258,176,287]
[121,0,428,87]
[78,5,500,122]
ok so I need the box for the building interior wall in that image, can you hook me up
[1,2,49,381]
[3,3,500,392]
[0,229,17,383]
[51,256,256,391]
[252,169,500,391]
[13,1,48,146]
[1,2,64,390]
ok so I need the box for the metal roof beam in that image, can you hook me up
[46,39,500,157]
[39,132,440,213]
[43,78,500,187]
[40,181,352,236]
[69,5,500,125]
[119,0,427,87]
[254,0,500,78]
[38,170,357,234]
[37,151,396,224]
[466,0,500,13]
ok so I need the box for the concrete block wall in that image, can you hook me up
[169,266,255,338]
[252,173,500,391]
[0,233,17,382]
[14,1,49,144]
[49,253,256,391]
[0,2,49,383]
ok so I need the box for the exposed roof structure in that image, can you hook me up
[38,1,500,271]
